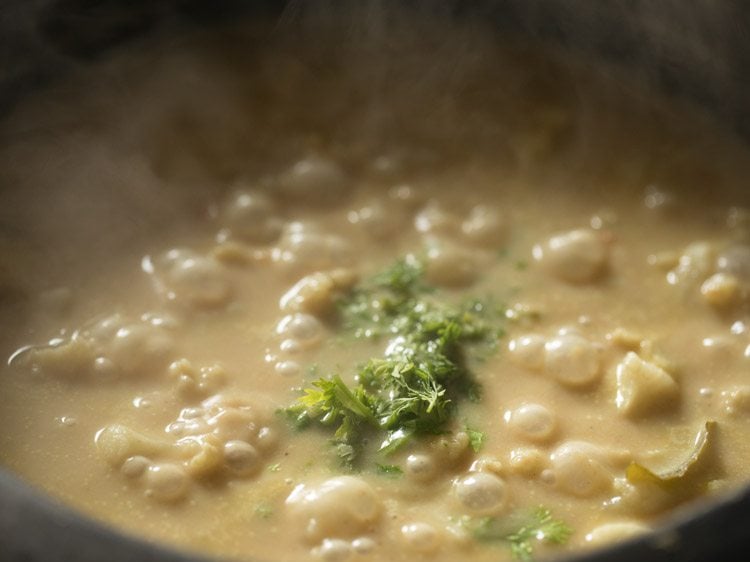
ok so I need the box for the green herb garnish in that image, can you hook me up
[462,506,572,561]
[506,507,572,561]
[466,427,486,453]
[254,504,274,520]
[376,463,403,477]
[284,257,504,467]
[339,256,429,339]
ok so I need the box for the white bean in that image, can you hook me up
[120,455,151,478]
[424,241,479,287]
[717,244,750,281]
[275,360,301,377]
[461,205,507,248]
[278,156,348,205]
[401,522,439,553]
[272,222,352,275]
[585,521,650,547]
[314,539,352,562]
[223,440,260,476]
[351,537,376,554]
[544,333,602,387]
[276,313,323,343]
[505,403,556,443]
[144,463,189,502]
[532,229,607,283]
[454,472,508,515]
[414,202,459,236]
[700,272,740,307]
[405,453,436,482]
[219,190,283,244]
[347,200,405,239]
[286,476,382,542]
[508,334,546,371]
[550,442,613,498]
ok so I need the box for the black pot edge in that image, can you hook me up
[3,465,750,562]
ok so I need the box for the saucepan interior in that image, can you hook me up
[1,1,749,562]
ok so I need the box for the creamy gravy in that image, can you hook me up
[1,20,750,562]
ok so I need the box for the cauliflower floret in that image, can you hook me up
[143,248,232,309]
[96,393,279,503]
[279,269,358,316]
[615,352,679,418]
[16,314,175,382]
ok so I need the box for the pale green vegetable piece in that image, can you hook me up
[626,420,717,489]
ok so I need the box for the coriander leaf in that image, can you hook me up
[284,257,505,466]
[507,507,572,561]
[375,463,403,477]
[466,427,486,453]
[462,506,572,561]
[378,427,416,456]
[254,504,274,520]
[370,256,426,295]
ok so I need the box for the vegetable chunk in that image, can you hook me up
[615,352,679,417]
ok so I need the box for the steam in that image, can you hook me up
[0,1,748,302]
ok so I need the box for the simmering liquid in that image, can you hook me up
[1,18,749,562]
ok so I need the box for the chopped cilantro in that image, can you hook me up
[284,257,505,467]
[462,507,572,561]
[466,427,486,453]
[267,463,281,472]
[375,463,403,477]
[254,504,274,520]
[338,256,428,339]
